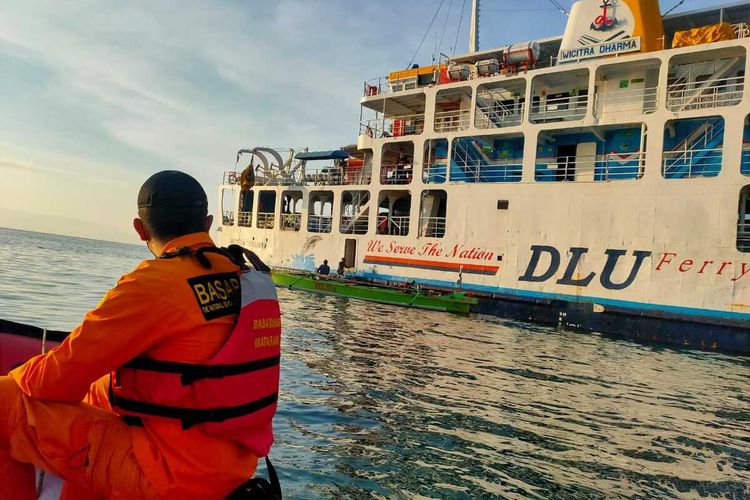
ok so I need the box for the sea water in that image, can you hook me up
[0,227,748,499]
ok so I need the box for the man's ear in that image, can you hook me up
[204,214,214,232]
[133,218,150,242]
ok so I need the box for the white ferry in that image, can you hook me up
[218,0,750,354]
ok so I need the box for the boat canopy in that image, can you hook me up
[294,150,349,161]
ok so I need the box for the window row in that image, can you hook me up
[222,189,448,238]
[360,45,747,137]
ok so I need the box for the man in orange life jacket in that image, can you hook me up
[0,171,281,499]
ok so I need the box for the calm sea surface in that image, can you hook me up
[0,227,748,499]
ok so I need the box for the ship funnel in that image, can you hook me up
[557,0,664,65]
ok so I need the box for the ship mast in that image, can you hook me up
[469,0,480,53]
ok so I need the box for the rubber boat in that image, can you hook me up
[0,319,65,375]
[272,270,477,314]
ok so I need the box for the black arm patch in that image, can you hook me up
[187,272,241,320]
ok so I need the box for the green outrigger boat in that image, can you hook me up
[272,271,477,314]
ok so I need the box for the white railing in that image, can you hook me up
[363,76,390,97]
[307,215,333,233]
[380,163,413,184]
[530,93,588,123]
[474,102,525,129]
[662,148,723,178]
[418,217,446,238]
[535,152,646,182]
[423,162,448,183]
[340,216,369,234]
[222,210,235,226]
[281,213,302,231]
[594,86,659,117]
[452,158,524,183]
[256,212,275,229]
[434,109,471,133]
[667,76,744,111]
[742,151,750,175]
[360,113,425,138]
[238,211,252,227]
[303,165,372,186]
[738,222,750,251]
[223,171,241,185]
[377,215,410,236]
[733,23,750,39]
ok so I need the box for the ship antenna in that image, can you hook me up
[469,0,479,52]
[406,0,447,69]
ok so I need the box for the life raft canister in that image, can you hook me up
[109,264,281,457]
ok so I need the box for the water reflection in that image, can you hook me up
[276,290,750,499]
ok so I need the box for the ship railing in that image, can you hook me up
[418,217,446,238]
[223,171,241,185]
[422,161,448,183]
[237,211,252,227]
[452,158,524,183]
[530,93,588,123]
[594,86,659,117]
[363,76,390,97]
[340,216,368,234]
[280,213,302,231]
[222,210,235,226]
[302,164,371,186]
[475,102,525,129]
[377,215,410,236]
[738,222,750,251]
[535,152,646,182]
[662,148,723,179]
[434,109,471,133]
[380,163,413,185]
[666,76,745,111]
[360,113,425,139]
[733,23,750,39]
[307,215,333,233]
[256,212,275,229]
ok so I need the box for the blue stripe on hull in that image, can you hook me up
[353,272,750,355]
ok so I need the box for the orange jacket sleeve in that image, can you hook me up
[9,270,164,402]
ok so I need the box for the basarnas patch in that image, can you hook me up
[187,272,241,320]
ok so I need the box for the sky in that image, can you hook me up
[0,0,732,243]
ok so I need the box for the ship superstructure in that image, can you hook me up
[218,0,750,354]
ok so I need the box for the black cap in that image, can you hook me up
[137,170,208,209]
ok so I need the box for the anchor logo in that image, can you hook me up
[591,0,618,31]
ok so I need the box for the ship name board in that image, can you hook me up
[519,246,750,291]
[558,36,641,63]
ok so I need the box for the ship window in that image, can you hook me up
[739,186,750,252]
[419,190,447,238]
[662,117,723,179]
[667,48,745,112]
[377,191,411,236]
[308,191,334,233]
[381,142,414,185]
[340,191,370,235]
[530,69,589,123]
[535,125,646,182]
[256,191,276,229]
[475,78,526,129]
[221,188,237,227]
[423,139,448,184]
[451,134,523,183]
[280,191,303,232]
[345,149,373,185]
[238,190,254,228]
[434,86,472,133]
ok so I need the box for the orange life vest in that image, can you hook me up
[109,250,281,457]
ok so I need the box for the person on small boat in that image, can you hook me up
[316,259,330,275]
[337,258,346,277]
[0,171,281,499]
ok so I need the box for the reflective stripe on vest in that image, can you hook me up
[110,269,281,456]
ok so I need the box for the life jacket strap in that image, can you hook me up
[123,355,281,385]
[111,391,279,430]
